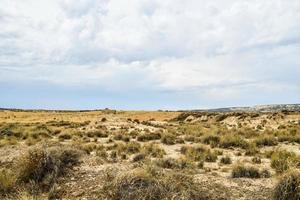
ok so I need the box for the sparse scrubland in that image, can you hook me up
[0,109,300,199]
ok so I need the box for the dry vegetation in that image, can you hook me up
[0,109,300,199]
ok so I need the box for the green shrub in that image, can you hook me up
[273,170,300,200]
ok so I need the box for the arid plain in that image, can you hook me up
[0,109,300,200]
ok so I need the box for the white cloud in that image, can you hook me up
[0,0,299,103]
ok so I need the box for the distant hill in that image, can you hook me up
[185,104,300,112]
[1,104,300,112]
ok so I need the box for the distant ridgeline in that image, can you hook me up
[181,104,300,113]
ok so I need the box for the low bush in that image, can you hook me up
[161,133,176,145]
[142,143,165,158]
[220,135,249,149]
[80,143,97,154]
[180,145,207,162]
[96,149,108,160]
[202,134,220,147]
[220,156,232,165]
[113,133,123,140]
[244,142,259,156]
[254,136,278,147]
[271,150,300,173]
[231,164,270,178]
[58,133,72,140]
[86,131,108,138]
[116,142,141,155]
[0,169,16,197]
[132,153,146,162]
[155,157,194,169]
[205,150,218,162]
[137,132,161,142]
[181,145,218,163]
[113,134,130,142]
[99,167,229,200]
[252,156,262,164]
[184,135,196,142]
[273,170,300,200]
[16,146,82,190]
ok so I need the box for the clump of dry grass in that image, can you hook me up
[276,128,300,144]
[113,133,130,142]
[137,132,161,142]
[178,123,204,137]
[99,167,229,200]
[0,145,82,198]
[201,134,220,147]
[161,133,176,145]
[271,150,300,173]
[142,143,166,158]
[0,169,16,197]
[220,134,249,149]
[220,156,232,165]
[180,145,218,163]
[184,135,199,142]
[231,164,270,178]
[180,145,207,162]
[0,137,18,147]
[80,143,97,154]
[155,157,194,169]
[273,169,300,200]
[86,130,108,138]
[58,132,72,140]
[16,145,82,190]
[116,141,141,155]
[254,135,278,147]
[244,142,259,156]
[205,150,218,162]
[96,149,108,160]
[132,153,146,162]
[252,156,262,164]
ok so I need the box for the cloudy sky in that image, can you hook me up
[0,0,299,110]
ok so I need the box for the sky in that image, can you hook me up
[0,0,300,110]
